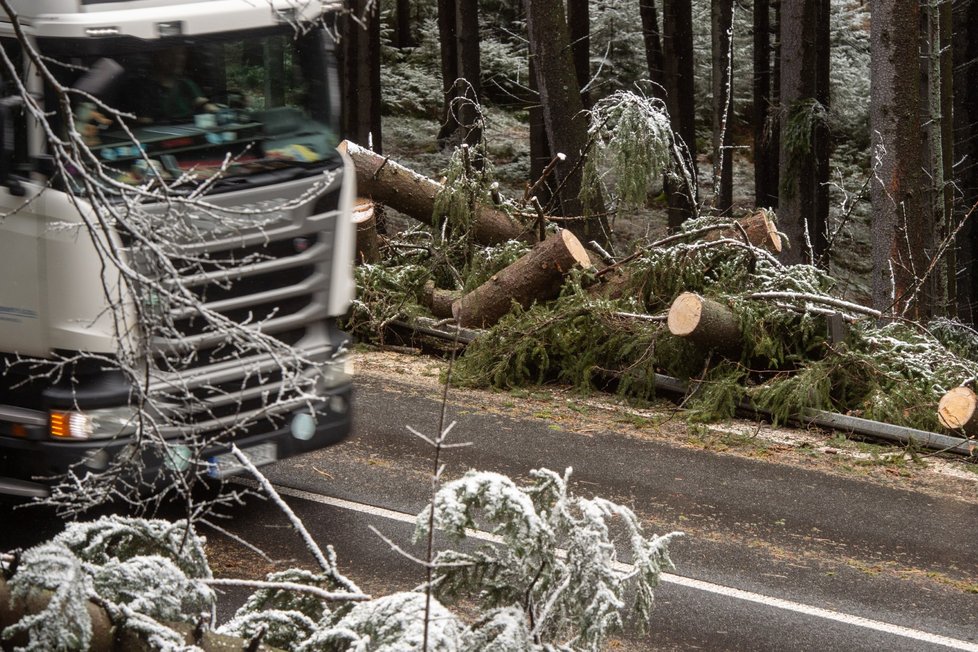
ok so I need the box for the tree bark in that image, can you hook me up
[567,0,591,107]
[937,386,978,435]
[778,0,830,266]
[452,229,592,327]
[524,0,608,246]
[753,0,778,209]
[712,0,734,216]
[667,292,742,354]
[952,0,978,321]
[340,0,383,153]
[423,281,463,319]
[703,210,782,253]
[870,0,926,317]
[353,199,381,265]
[436,0,459,142]
[662,0,698,228]
[339,141,528,245]
[639,0,665,97]
[395,0,414,48]
[452,0,482,148]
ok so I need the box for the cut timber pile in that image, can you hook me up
[667,292,742,354]
[339,140,528,246]
[937,386,978,436]
[453,229,592,328]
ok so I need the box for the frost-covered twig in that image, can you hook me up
[203,578,369,602]
[231,445,360,595]
[748,291,882,319]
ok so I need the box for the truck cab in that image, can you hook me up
[0,0,356,499]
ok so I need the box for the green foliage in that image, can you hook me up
[583,91,675,211]
[780,99,829,201]
[345,263,431,342]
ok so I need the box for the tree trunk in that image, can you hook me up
[452,229,592,327]
[527,55,554,209]
[353,199,381,265]
[703,210,782,253]
[340,0,383,153]
[567,0,591,107]
[423,281,463,319]
[662,0,698,228]
[639,0,665,96]
[953,0,978,321]
[753,0,777,209]
[436,0,459,142]
[395,0,414,48]
[778,0,830,266]
[870,0,926,317]
[339,141,528,245]
[667,292,742,354]
[712,0,734,215]
[453,0,482,148]
[937,386,978,435]
[923,0,955,315]
[524,0,609,246]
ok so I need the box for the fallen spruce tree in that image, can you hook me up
[343,185,978,444]
[338,90,978,449]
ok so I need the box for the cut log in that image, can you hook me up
[452,229,592,328]
[667,292,742,353]
[338,140,529,245]
[423,280,464,319]
[704,210,782,253]
[937,386,978,435]
[353,199,381,264]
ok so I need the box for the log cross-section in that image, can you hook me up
[937,386,978,436]
[338,140,529,245]
[667,291,742,353]
[452,229,592,328]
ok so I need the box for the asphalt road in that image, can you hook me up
[3,357,977,650]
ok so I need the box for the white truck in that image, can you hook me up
[0,0,356,497]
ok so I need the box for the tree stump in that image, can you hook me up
[452,229,592,328]
[423,280,463,319]
[353,199,381,264]
[937,386,978,435]
[338,141,529,245]
[667,292,742,353]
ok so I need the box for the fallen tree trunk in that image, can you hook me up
[667,292,742,354]
[704,209,782,253]
[423,280,463,319]
[452,229,592,327]
[339,141,529,245]
[937,386,978,436]
[0,577,282,652]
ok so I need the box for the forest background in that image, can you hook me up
[328,0,978,439]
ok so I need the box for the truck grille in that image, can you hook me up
[145,184,342,437]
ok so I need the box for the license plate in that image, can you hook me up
[207,442,277,479]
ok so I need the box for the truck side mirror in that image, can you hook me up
[0,95,26,196]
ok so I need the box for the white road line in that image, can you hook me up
[265,482,978,652]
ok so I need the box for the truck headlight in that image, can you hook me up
[49,406,137,441]
[318,353,353,390]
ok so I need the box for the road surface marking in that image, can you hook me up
[254,481,978,652]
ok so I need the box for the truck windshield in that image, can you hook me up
[39,26,341,189]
